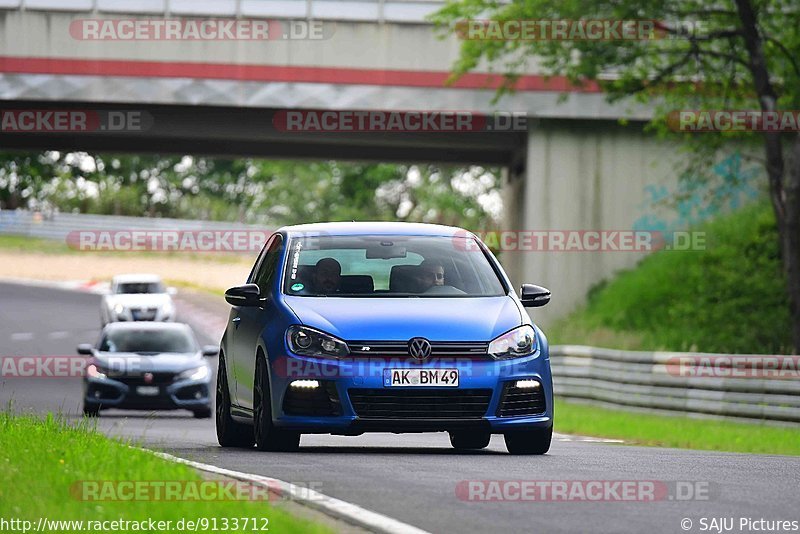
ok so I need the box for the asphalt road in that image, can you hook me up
[2,281,799,534]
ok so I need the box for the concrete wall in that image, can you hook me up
[504,119,684,326]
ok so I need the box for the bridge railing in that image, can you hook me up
[0,0,449,23]
[550,345,800,425]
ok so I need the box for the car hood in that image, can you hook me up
[94,352,204,374]
[283,296,522,341]
[105,294,171,308]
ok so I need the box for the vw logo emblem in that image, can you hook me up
[144,372,154,384]
[408,337,432,360]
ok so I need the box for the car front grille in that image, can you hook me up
[348,388,492,419]
[283,381,341,416]
[112,372,176,386]
[346,340,489,358]
[130,307,157,320]
[496,381,546,417]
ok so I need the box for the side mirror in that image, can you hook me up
[76,344,94,355]
[225,283,263,306]
[167,287,178,296]
[202,345,219,357]
[520,284,551,308]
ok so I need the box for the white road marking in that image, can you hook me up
[10,332,33,341]
[48,331,70,339]
[149,449,432,534]
[554,432,625,444]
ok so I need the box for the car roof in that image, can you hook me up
[279,221,474,238]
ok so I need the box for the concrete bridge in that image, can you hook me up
[0,1,692,323]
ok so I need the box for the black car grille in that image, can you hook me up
[346,341,489,358]
[130,307,157,320]
[283,381,341,416]
[348,388,492,419]
[112,372,176,386]
[496,381,546,417]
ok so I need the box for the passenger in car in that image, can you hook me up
[415,260,445,292]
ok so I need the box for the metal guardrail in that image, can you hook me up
[551,345,800,425]
[0,209,267,247]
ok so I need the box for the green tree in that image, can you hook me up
[0,152,501,230]
[433,0,800,352]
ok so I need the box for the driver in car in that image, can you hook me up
[311,257,342,294]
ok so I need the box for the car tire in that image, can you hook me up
[193,408,213,419]
[254,355,300,452]
[216,351,255,448]
[83,404,100,417]
[449,431,491,450]
[504,426,552,455]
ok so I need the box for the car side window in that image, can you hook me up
[247,234,276,284]
[253,235,283,296]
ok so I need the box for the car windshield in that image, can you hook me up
[99,328,197,354]
[116,282,165,294]
[283,235,506,297]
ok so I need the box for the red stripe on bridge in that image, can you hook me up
[0,56,601,93]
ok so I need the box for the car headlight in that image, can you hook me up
[177,365,209,381]
[113,303,126,315]
[488,325,537,360]
[86,364,107,379]
[286,326,349,359]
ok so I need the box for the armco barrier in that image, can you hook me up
[550,345,800,424]
[0,209,267,249]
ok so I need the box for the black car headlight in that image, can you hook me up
[488,325,537,360]
[286,326,350,359]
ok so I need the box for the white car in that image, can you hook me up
[101,274,177,326]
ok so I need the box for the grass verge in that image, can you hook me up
[548,202,792,354]
[0,412,330,533]
[555,399,800,455]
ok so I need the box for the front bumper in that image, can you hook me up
[268,352,553,434]
[83,375,210,411]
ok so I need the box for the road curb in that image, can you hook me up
[148,449,433,534]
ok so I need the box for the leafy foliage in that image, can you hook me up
[550,202,792,353]
[0,152,502,230]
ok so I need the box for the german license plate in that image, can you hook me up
[136,386,159,396]
[383,369,459,387]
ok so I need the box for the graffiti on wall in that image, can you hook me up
[632,152,762,237]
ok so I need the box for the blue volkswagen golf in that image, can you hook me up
[216,222,553,454]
